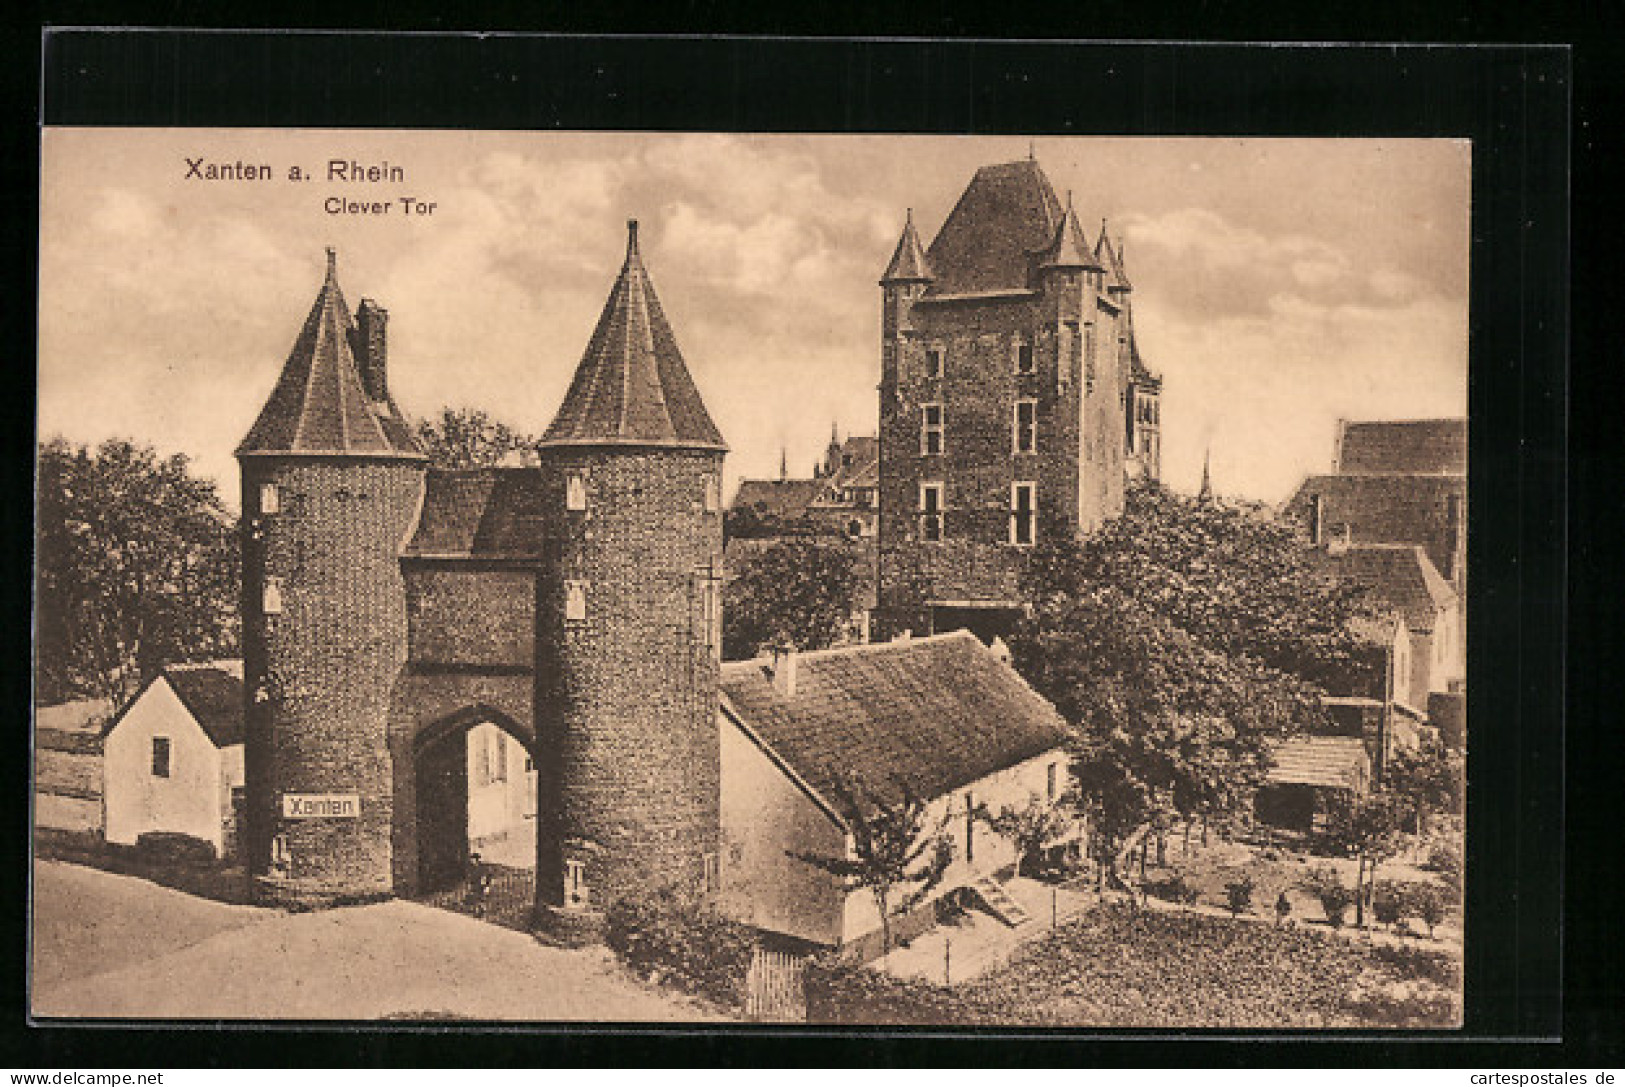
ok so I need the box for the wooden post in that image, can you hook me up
[944,936,951,986]
[1052,884,1058,928]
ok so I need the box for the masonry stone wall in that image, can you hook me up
[241,456,425,903]
[404,565,537,668]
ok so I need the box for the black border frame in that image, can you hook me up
[15,30,1575,1067]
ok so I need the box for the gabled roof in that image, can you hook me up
[541,221,726,451]
[925,159,1067,295]
[403,468,548,560]
[104,661,245,749]
[719,630,1070,817]
[880,210,934,284]
[1338,419,1466,476]
[238,251,423,459]
[1096,227,1132,292]
[1321,544,1456,633]
[730,477,827,521]
[1267,735,1369,790]
[1286,472,1465,583]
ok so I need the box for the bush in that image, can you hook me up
[1300,865,1356,928]
[1370,880,1408,930]
[803,953,982,1026]
[1144,873,1201,906]
[134,831,217,867]
[1223,877,1255,917]
[603,889,758,1009]
[1426,839,1464,892]
[1409,882,1449,938]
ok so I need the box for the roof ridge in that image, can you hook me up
[722,629,977,673]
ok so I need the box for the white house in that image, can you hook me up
[717,630,1073,961]
[101,662,245,858]
[464,722,537,867]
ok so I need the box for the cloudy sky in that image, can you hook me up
[39,130,1468,510]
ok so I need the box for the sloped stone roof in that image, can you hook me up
[1321,544,1456,634]
[1287,472,1465,584]
[1338,419,1466,476]
[403,468,549,560]
[880,210,934,284]
[719,630,1069,816]
[238,251,422,459]
[924,160,1068,295]
[540,221,726,451]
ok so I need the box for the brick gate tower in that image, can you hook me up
[237,249,427,906]
[533,221,728,933]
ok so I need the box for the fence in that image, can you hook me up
[419,863,536,932]
[745,947,807,1022]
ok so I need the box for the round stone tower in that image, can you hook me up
[237,249,426,907]
[534,221,727,934]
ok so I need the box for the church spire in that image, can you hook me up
[1199,447,1213,503]
[880,208,934,285]
[541,219,726,450]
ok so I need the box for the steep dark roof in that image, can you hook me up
[1338,419,1466,476]
[404,468,549,559]
[1040,198,1101,271]
[1321,545,1456,633]
[541,221,726,451]
[238,251,423,459]
[730,478,826,521]
[1267,736,1369,790]
[925,160,1066,295]
[164,663,246,748]
[719,631,1070,816]
[1287,473,1465,584]
[880,210,934,284]
[1096,227,1132,292]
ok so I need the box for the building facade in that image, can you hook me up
[874,159,1161,642]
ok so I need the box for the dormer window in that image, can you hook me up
[259,482,280,515]
[566,472,587,511]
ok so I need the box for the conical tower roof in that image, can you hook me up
[880,209,934,284]
[541,221,726,451]
[238,250,423,459]
[1096,225,1132,292]
[1041,194,1103,271]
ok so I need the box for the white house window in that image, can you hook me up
[1011,482,1037,547]
[703,851,720,893]
[919,482,944,542]
[1013,338,1035,375]
[565,580,588,624]
[566,472,587,511]
[703,475,720,513]
[1014,399,1037,455]
[924,345,944,380]
[262,575,284,615]
[921,403,944,456]
[259,482,280,514]
[151,736,171,778]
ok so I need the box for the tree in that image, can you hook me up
[35,437,239,706]
[1326,791,1407,928]
[413,406,539,468]
[791,777,955,957]
[980,792,1073,878]
[723,538,861,661]
[1383,737,1466,833]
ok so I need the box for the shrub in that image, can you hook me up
[134,831,217,867]
[1223,877,1255,917]
[1426,839,1464,892]
[1370,880,1408,930]
[1301,865,1355,928]
[603,889,758,1009]
[803,953,982,1026]
[1144,873,1200,906]
[1409,882,1449,938]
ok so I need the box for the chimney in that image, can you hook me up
[354,298,389,402]
[769,644,799,699]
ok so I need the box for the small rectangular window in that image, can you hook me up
[1047,761,1058,801]
[1014,339,1035,375]
[703,475,720,513]
[566,472,587,511]
[700,578,721,652]
[262,576,284,615]
[703,851,720,893]
[921,403,944,456]
[565,859,588,907]
[565,580,588,624]
[924,346,944,379]
[1014,399,1037,455]
[151,736,171,778]
[259,482,280,514]
[919,482,944,542]
[1011,482,1036,547]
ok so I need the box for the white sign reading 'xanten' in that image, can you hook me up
[282,793,361,819]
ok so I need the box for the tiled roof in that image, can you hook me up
[403,468,548,559]
[925,160,1067,295]
[1346,611,1406,647]
[1267,735,1369,790]
[238,251,423,459]
[880,210,934,283]
[1339,419,1466,476]
[1286,472,1465,583]
[163,662,245,748]
[719,630,1070,815]
[541,221,726,451]
[731,478,827,521]
[1096,228,1132,292]
[1320,545,1456,633]
[1040,198,1100,271]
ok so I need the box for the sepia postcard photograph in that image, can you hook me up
[33,125,1472,1029]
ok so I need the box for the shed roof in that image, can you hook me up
[1267,735,1369,790]
[719,630,1070,818]
[1338,419,1466,476]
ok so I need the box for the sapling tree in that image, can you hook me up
[980,792,1074,878]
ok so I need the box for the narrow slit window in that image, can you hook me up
[262,575,284,615]
[1011,482,1036,547]
[1014,339,1035,375]
[924,346,944,380]
[566,472,587,511]
[151,736,171,778]
[703,475,720,513]
[1014,399,1037,454]
[259,482,280,514]
[919,482,944,542]
[565,580,588,624]
[921,403,944,456]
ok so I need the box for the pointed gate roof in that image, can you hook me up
[880,209,934,284]
[540,221,726,451]
[237,250,422,459]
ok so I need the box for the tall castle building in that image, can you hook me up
[875,158,1162,642]
[237,224,726,927]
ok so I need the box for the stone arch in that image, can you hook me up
[387,673,539,897]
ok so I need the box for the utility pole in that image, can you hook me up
[944,936,952,985]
